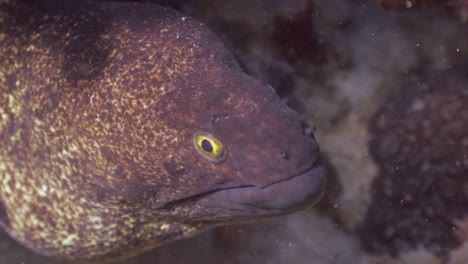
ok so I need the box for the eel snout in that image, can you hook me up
[195,116,327,218]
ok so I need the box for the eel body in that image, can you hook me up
[0,1,326,261]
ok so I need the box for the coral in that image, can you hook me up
[359,68,468,256]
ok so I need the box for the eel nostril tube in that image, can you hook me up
[301,120,316,138]
[279,151,289,160]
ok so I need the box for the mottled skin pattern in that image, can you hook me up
[0,1,326,262]
[360,68,468,256]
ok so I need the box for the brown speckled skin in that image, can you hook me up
[0,1,326,262]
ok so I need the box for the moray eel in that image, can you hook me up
[0,1,326,262]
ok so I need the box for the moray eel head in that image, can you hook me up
[0,1,326,261]
[178,77,326,221]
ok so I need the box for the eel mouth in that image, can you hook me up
[195,157,327,218]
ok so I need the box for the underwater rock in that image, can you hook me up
[186,0,350,103]
[377,0,434,9]
[377,0,468,22]
[359,67,468,256]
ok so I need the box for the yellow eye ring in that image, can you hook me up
[193,131,227,163]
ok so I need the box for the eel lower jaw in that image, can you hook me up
[194,157,327,219]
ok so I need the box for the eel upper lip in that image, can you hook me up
[225,156,321,192]
[260,163,317,189]
[159,159,324,209]
[201,159,320,194]
[195,157,327,213]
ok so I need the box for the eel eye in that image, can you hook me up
[193,131,227,163]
